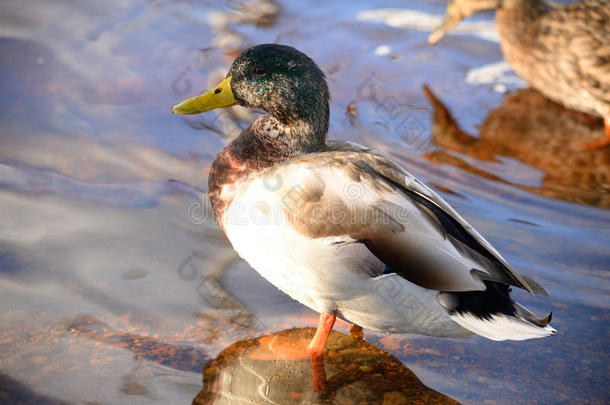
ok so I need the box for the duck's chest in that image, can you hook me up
[495,4,564,84]
[208,150,253,229]
[208,132,296,230]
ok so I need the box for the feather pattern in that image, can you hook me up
[450,312,556,341]
[497,0,610,117]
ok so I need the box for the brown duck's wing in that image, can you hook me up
[268,146,546,294]
[537,0,610,109]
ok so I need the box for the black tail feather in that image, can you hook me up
[438,280,553,329]
[438,280,516,319]
[514,302,553,327]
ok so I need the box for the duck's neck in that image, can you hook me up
[254,111,329,153]
[498,0,550,25]
[208,111,329,226]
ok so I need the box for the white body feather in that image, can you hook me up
[450,313,556,341]
[221,156,554,340]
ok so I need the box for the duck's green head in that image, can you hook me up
[172,44,329,132]
[428,0,502,44]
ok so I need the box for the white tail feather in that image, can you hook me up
[451,312,557,341]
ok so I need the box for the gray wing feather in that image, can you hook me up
[322,141,544,294]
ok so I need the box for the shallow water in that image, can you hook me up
[0,0,608,404]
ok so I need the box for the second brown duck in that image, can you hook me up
[429,0,610,150]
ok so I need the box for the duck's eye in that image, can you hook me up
[253,65,266,76]
[214,88,221,94]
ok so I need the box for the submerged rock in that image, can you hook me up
[194,327,458,404]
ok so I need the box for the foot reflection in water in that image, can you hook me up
[423,86,610,208]
[194,328,457,405]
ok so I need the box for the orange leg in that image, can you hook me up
[349,324,364,339]
[577,116,610,150]
[308,312,336,392]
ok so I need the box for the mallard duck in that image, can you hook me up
[429,0,610,150]
[172,44,555,392]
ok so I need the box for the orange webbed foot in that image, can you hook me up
[574,117,610,150]
[349,324,364,340]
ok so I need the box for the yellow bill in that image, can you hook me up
[171,76,238,115]
[428,12,463,44]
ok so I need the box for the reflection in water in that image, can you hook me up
[66,315,210,373]
[207,0,282,52]
[424,86,610,208]
[0,372,69,405]
[193,328,458,405]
